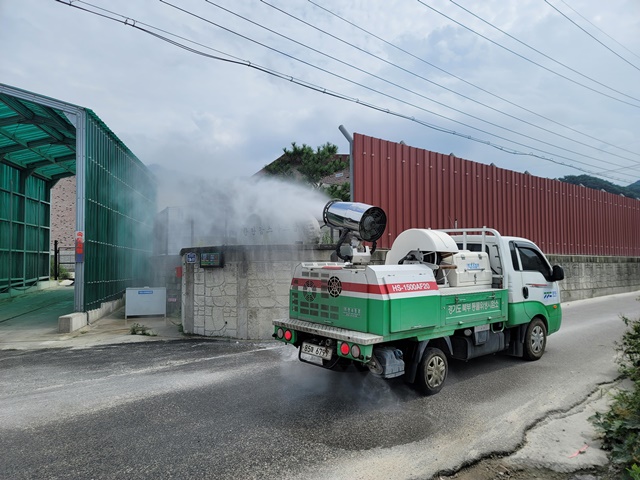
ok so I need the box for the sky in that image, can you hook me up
[2,0,640,197]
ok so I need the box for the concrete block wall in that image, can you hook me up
[181,245,335,340]
[549,255,640,302]
[180,247,640,340]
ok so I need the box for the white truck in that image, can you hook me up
[273,201,565,394]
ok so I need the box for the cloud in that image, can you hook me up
[1,0,639,186]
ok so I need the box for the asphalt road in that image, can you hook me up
[0,292,637,480]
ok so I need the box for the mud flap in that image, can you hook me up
[505,326,524,357]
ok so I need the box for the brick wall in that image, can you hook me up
[50,176,76,250]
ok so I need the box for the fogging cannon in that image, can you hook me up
[323,201,387,264]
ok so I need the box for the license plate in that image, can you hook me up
[301,342,332,360]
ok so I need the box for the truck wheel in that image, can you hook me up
[416,347,448,395]
[523,318,547,361]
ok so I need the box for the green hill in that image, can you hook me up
[558,175,639,199]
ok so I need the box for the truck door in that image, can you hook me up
[509,241,559,321]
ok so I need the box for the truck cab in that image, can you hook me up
[446,230,564,335]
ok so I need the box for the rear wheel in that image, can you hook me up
[523,318,547,361]
[416,347,448,395]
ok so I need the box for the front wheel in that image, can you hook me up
[523,318,547,361]
[416,347,448,395]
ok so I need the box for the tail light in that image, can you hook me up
[275,328,293,342]
[339,342,362,359]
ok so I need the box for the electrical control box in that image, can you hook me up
[125,287,166,319]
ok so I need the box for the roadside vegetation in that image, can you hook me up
[50,257,72,280]
[129,323,156,336]
[592,302,640,479]
[264,142,351,201]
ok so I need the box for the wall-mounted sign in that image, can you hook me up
[75,231,84,263]
[201,251,224,268]
[186,252,197,264]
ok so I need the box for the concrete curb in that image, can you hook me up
[57,296,125,333]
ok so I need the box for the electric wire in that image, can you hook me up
[557,0,640,63]
[177,0,640,176]
[53,0,638,183]
[448,0,640,102]
[204,0,640,172]
[543,0,640,73]
[416,0,640,109]
[308,0,640,161]
[258,0,640,168]
[58,0,638,182]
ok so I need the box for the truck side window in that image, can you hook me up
[489,244,502,274]
[517,246,551,278]
[510,242,520,271]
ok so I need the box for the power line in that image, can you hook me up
[543,0,640,73]
[59,0,640,182]
[177,0,640,176]
[557,0,640,63]
[416,0,640,109]
[448,0,640,103]
[53,0,638,183]
[308,0,640,162]
[257,0,640,169]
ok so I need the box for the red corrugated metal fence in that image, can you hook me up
[352,133,640,256]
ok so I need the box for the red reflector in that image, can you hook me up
[340,343,350,355]
[284,330,292,341]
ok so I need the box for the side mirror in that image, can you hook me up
[550,265,564,282]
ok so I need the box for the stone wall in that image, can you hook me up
[180,247,640,340]
[181,245,336,340]
[548,254,640,302]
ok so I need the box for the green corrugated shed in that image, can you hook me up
[0,83,156,311]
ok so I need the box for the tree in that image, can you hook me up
[628,180,640,197]
[264,142,349,196]
[327,182,350,201]
[559,175,639,199]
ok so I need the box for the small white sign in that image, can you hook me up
[186,252,197,264]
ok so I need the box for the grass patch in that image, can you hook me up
[591,302,640,479]
[129,323,157,336]
[50,257,72,280]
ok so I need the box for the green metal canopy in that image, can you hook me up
[0,83,156,313]
[0,89,77,181]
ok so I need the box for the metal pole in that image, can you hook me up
[74,111,86,312]
[54,240,59,280]
[8,178,13,295]
[338,125,354,201]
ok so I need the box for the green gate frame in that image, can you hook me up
[0,84,156,311]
